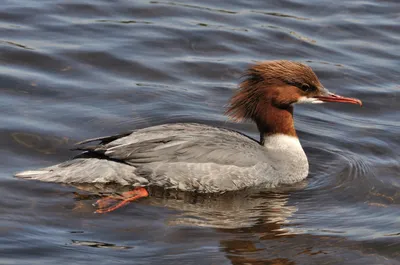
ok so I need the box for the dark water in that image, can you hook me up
[1,0,399,264]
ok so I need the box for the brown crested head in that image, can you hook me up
[226,60,323,122]
[225,60,361,122]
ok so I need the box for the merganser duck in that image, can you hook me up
[15,60,362,213]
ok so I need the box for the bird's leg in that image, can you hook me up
[94,187,149,214]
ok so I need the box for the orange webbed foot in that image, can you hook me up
[94,187,149,214]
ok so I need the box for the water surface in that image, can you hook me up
[1,0,399,264]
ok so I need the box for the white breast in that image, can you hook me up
[262,134,309,184]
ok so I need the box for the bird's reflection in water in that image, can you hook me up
[150,188,297,231]
[163,188,301,265]
[73,183,304,230]
[72,182,307,264]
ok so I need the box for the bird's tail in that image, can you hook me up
[14,158,147,186]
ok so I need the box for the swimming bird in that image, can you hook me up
[15,60,362,213]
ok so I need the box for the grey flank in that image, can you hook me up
[15,123,308,192]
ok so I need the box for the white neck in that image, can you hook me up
[262,134,309,183]
[263,134,303,152]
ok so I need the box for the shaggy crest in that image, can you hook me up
[225,60,321,122]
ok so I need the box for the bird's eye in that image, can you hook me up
[287,81,316,92]
[300,84,311,92]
